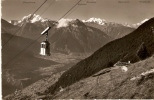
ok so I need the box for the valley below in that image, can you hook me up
[2,52,87,96]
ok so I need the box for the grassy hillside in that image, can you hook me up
[48,17,154,93]
[53,56,154,99]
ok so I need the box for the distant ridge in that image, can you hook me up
[1,19,19,34]
[83,18,135,39]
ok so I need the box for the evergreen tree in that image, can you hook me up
[137,42,149,60]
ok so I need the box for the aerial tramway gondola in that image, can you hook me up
[40,27,51,56]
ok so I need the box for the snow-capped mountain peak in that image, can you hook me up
[82,17,106,25]
[18,14,48,24]
[31,14,46,23]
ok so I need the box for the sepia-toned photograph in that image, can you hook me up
[1,0,154,99]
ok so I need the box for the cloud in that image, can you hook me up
[57,18,74,28]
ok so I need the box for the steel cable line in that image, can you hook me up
[40,0,55,16]
[2,0,48,47]
[3,0,82,68]
[64,4,80,19]
[58,0,81,20]
[3,35,41,68]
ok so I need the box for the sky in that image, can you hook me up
[1,0,154,24]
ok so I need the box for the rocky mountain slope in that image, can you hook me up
[49,19,113,54]
[47,17,154,94]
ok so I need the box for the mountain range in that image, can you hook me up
[84,20,135,39]
[8,15,148,40]
[4,17,154,99]
[4,14,143,54]
[3,15,115,54]
[83,17,149,28]
[2,14,153,99]
[8,14,137,39]
[82,17,150,39]
[10,15,148,29]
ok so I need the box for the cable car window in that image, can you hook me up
[41,44,43,48]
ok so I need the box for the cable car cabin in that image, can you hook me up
[40,41,50,56]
